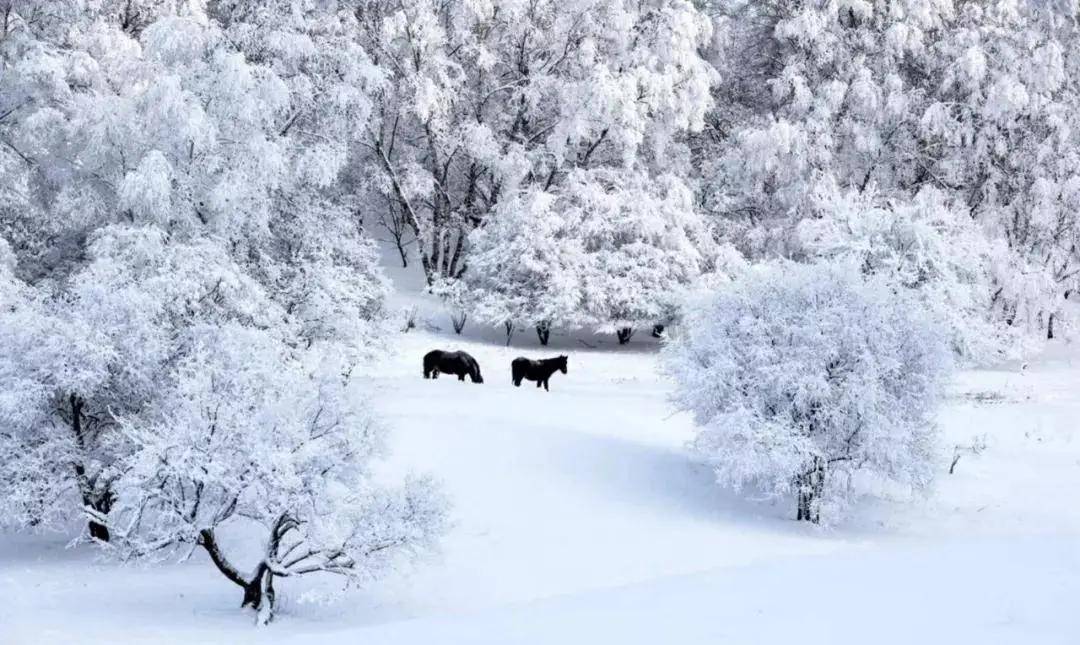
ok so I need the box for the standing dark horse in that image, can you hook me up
[511,355,568,391]
[423,350,484,383]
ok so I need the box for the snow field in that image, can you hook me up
[3,321,1078,643]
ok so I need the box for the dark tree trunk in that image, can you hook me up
[382,197,411,268]
[241,569,265,609]
[616,327,634,345]
[794,460,825,523]
[796,488,810,522]
[1048,312,1055,340]
[505,321,515,346]
[536,321,551,346]
[87,497,113,542]
[68,393,113,542]
[241,563,275,622]
[201,529,277,624]
[651,324,665,338]
[88,521,110,541]
[447,227,466,278]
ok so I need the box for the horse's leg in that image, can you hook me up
[536,380,542,388]
[458,371,466,381]
[543,379,549,392]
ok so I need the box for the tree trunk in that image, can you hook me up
[382,197,411,268]
[504,321,515,346]
[430,228,442,279]
[88,522,110,541]
[68,393,113,542]
[241,567,265,609]
[447,227,466,278]
[536,321,551,346]
[651,324,665,339]
[87,497,113,542]
[373,136,434,284]
[616,327,634,345]
[242,563,276,625]
[796,487,811,522]
[200,530,278,625]
[257,569,276,625]
[794,460,824,523]
[1048,312,1055,340]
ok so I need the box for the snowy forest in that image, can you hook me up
[1,0,1079,641]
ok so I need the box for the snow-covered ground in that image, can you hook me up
[2,265,1079,644]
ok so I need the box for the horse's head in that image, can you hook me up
[558,355,568,374]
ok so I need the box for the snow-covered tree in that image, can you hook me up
[460,189,586,345]
[1,2,387,336]
[571,169,720,342]
[919,2,1080,341]
[107,325,446,625]
[699,0,1080,354]
[696,0,1019,358]
[0,224,289,539]
[0,5,446,622]
[355,0,717,284]
[794,182,1022,360]
[1,222,442,624]
[701,0,952,254]
[461,168,725,343]
[1,0,431,547]
[0,240,118,534]
[664,263,951,523]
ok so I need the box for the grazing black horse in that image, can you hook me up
[511,355,568,391]
[424,350,484,383]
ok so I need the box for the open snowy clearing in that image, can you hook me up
[2,294,1079,643]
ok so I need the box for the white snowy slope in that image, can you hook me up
[1,263,1078,644]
